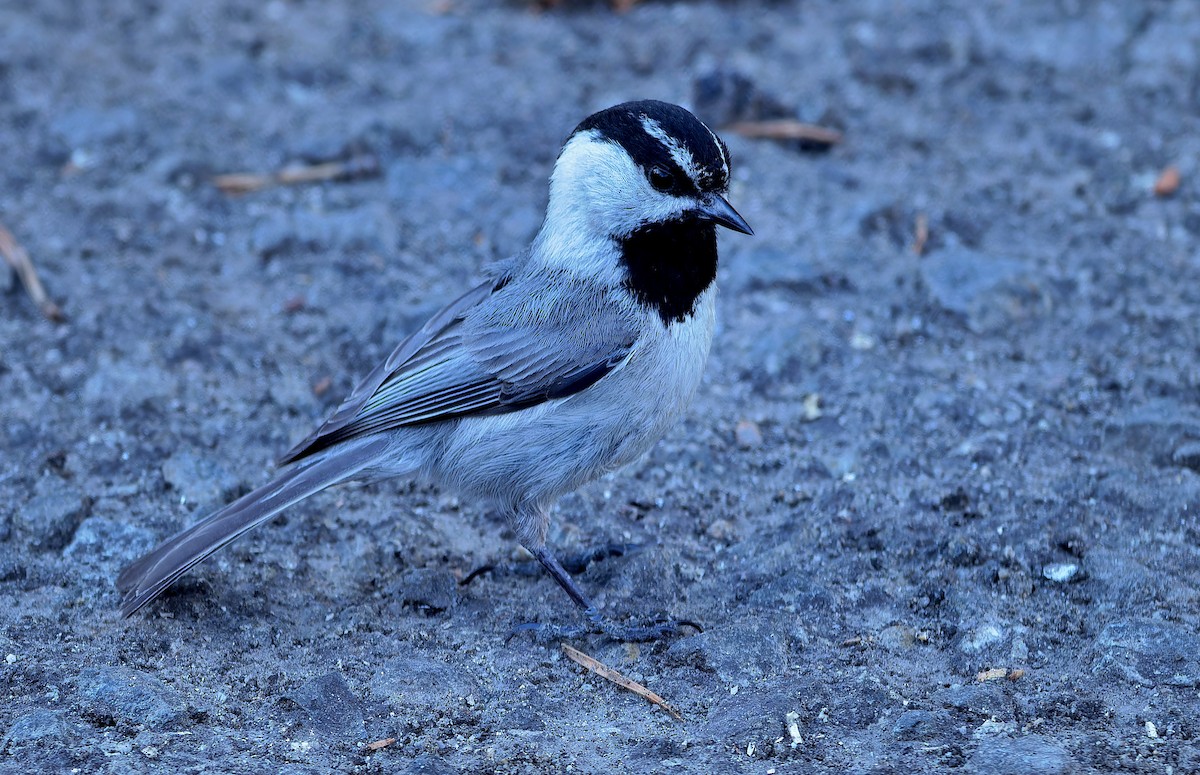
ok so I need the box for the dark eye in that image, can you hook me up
[648,165,674,193]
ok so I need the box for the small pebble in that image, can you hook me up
[735,420,763,448]
[1042,563,1080,583]
[1145,721,1159,739]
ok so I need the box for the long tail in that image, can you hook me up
[117,436,391,618]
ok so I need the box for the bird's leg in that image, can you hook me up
[530,546,604,624]
[510,545,700,642]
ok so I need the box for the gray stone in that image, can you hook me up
[63,517,155,567]
[1041,562,1081,583]
[664,620,787,683]
[2,710,68,750]
[405,755,460,775]
[288,673,365,741]
[394,568,457,614]
[22,475,86,551]
[967,735,1073,775]
[253,204,397,259]
[1104,399,1200,463]
[370,656,479,712]
[920,248,1032,332]
[1171,441,1200,472]
[878,624,917,652]
[161,449,240,509]
[702,686,795,746]
[49,106,139,149]
[77,667,187,729]
[1091,619,1200,688]
[892,709,956,742]
[934,683,1013,721]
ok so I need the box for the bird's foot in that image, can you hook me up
[510,609,701,644]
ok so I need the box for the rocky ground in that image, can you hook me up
[2,1,1199,773]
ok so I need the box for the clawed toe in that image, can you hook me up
[509,613,701,644]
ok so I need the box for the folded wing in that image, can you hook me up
[280,274,639,465]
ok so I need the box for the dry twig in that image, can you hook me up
[212,155,380,195]
[726,120,843,147]
[912,212,929,256]
[1153,165,1181,197]
[365,737,397,752]
[561,643,683,721]
[976,668,1025,682]
[0,223,64,322]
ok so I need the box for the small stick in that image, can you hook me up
[561,643,683,721]
[212,155,380,195]
[912,212,929,255]
[365,737,397,752]
[726,120,843,147]
[0,223,64,322]
[1153,165,1180,197]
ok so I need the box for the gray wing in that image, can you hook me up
[280,273,639,464]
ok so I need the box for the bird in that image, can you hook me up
[116,99,753,639]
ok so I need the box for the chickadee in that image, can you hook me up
[117,100,753,638]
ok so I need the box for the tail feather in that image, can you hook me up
[117,436,390,618]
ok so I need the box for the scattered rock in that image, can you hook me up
[734,420,763,449]
[691,69,791,128]
[252,203,397,259]
[22,475,86,551]
[1041,562,1081,583]
[287,673,365,741]
[701,685,795,746]
[405,754,459,775]
[393,568,456,614]
[934,682,1013,721]
[665,621,787,683]
[2,709,69,750]
[878,624,916,652]
[958,621,1005,654]
[49,106,140,150]
[892,709,956,742]
[967,735,1074,775]
[77,667,187,729]
[370,656,479,714]
[920,248,1034,332]
[161,449,240,509]
[1091,619,1200,688]
[1171,441,1200,472]
[63,516,156,568]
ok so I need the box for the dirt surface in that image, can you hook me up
[3,1,1199,772]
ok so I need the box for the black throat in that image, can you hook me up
[618,218,718,325]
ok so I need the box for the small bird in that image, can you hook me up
[117,100,752,638]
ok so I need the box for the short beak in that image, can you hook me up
[697,194,754,235]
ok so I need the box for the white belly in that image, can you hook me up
[433,287,716,517]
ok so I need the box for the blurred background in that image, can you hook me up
[2,1,1198,772]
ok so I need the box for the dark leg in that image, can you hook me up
[511,545,702,642]
[531,546,604,624]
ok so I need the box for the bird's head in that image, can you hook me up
[535,100,752,280]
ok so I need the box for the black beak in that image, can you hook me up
[697,194,754,235]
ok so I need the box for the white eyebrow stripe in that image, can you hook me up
[703,119,730,179]
[640,115,700,182]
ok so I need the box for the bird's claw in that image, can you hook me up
[509,613,701,644]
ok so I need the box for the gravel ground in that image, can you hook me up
[3,1,1199,773]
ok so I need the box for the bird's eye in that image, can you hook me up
[648,165,674,193]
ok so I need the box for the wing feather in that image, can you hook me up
[279,272,638,465]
